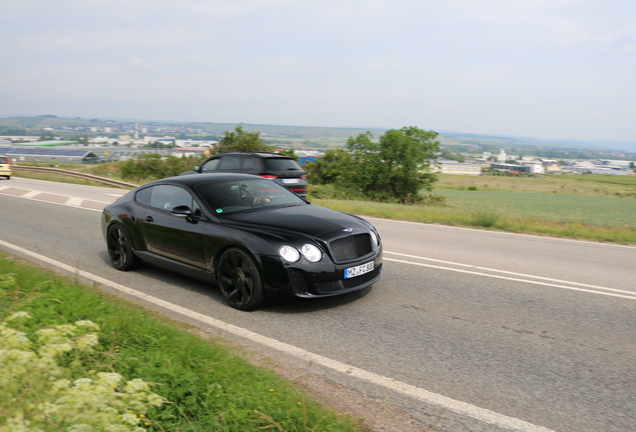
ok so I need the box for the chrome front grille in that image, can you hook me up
[328,234,373,262]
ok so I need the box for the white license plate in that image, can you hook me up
[344,261,374,279]
[281,178,299,184]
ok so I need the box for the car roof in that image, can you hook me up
[211,152,293,159]
[143,173,264,189]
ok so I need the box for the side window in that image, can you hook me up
[218,156,242,169]
[242,157,257,170]
[150,185,194,211]
[135,187,153,206]
[201,158,220,172]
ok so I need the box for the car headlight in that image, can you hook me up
[301,244,322,262]
[370,230,380,246]
[279,245,300,262]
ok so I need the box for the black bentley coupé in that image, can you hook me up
[102,173,383,310]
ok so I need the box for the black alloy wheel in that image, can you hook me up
[107,224,141,271]
[218,248,264,310]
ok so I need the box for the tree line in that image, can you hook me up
[119,125,444,205]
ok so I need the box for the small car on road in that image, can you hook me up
[102,173,382,310]
[0,155,11,179]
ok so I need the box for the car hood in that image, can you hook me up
[220,204,370,238]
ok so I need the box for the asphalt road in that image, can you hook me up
[1,178,635,432]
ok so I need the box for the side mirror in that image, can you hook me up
[193,165,201,173]
[171,205,193,217]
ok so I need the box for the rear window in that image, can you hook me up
[0,156,8,164]
[264,158,303,171]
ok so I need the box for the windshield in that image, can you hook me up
[195,179,305,215]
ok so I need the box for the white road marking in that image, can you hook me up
[22,190,41,198]
[0,239,555,432]
[65,197,84,206]
[385,257,636,300]
[0,186,9,191]
[0,191,106,211]
[365,216,636,250]
[385,251,635,296]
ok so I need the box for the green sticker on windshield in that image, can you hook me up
[216,209,223,213]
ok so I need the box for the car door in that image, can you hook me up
[139,185,207,272]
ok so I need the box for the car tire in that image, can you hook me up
[217,248,265,310]
[107,224,142,271]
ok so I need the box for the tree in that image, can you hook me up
[214,126,272,154]
[306,148,352,185]
[277,148,300,162]
[441,149,465,163]
[343,126,440,203]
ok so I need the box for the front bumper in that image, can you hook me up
[288,263,383,297]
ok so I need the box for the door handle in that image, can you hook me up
[144,216,154,222]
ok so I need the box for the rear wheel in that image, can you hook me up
[218,248,264,310]
[107,224,141,271]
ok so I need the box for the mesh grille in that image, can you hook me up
[288,269,309,295]
[329,234,373,262]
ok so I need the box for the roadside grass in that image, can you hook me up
[0,252,365,432]
[11,161,132,188]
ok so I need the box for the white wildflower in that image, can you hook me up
[124,378,149,394]
[74,320,100,331]
[6,311,31,322]
[121,412,140,426]
[0,313,164,432]
[75,333,99,352]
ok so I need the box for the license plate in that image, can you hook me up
[281,178,299,184]
[344,261,374,279]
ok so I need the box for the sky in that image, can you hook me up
[2,0,636,143]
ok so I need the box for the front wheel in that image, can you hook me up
[107,224,141,271]
[217,248,265,310]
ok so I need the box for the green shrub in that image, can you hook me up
[119,154,203,182]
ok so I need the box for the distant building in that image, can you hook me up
[519,161,545,174]
[497,149,507,163]
[0,146,99,164]
[490,163,532,174]
[434,160,481,176]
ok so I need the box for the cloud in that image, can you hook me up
[128,56,146,69]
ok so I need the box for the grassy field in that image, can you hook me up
[434,190,636,228]
[0,252,365,432]
[435,173,636,197]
